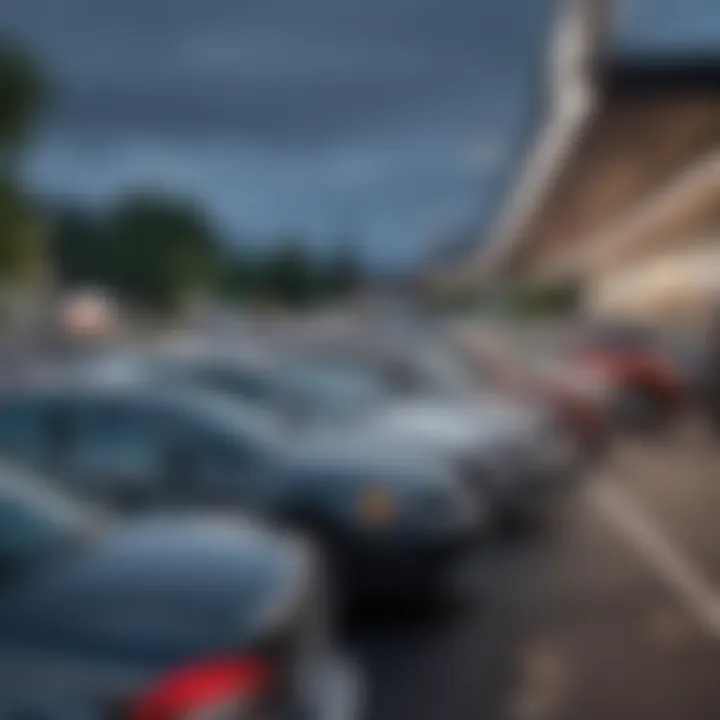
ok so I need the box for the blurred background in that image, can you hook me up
[2,1,720,719]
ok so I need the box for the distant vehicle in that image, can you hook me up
[573,325,688,431]
[108,336,579,525]
[0,459,358,719]
[454,330,613,460]
[0,375,481,600]
[286,337,584,520]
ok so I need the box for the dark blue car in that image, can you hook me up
[0,460,359,719]
[0,372,481,600]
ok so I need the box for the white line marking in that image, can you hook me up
[511,639,569,720]
[588,479,720,638]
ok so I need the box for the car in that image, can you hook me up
[121,335,578,525]
[292,336,583,522]
[0,373,482,601]
[0,458,359,719]
[571,324,688,432]
[453,328,613,462]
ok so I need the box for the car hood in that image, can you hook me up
[285,429,454,488]
[0,515,308,665]
[282,394,542,482]
[364,394,543,454]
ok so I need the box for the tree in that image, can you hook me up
[104,191,220,314]
[0,179,43,283]
[0,40,48,285]
[321,241,363,299]
[263,239,314,307]
[47,205,105,287]
[0,38,47,173]
[218,248,261,302]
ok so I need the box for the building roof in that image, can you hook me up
[426,0,720,290]
[425,0,606,289]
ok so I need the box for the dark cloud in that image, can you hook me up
[1,0,555,266]
[3,0,552,144]
[614,0,720,52]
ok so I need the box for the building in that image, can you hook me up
[430,0,720,324]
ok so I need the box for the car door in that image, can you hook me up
[0,493,81,708]
[0,494,145,713]
[51,397,172,508]
[0,394,54,467]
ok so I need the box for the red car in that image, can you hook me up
[454,332,612,460]
[572,341,687,431]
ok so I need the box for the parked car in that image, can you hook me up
[116,336,580,525]
[0,374,482,600]
[453,329,613,461]
[0,459,359,719]
[572,325,688,431]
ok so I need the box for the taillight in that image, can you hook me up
[131,657,272,720]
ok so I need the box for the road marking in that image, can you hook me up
[588,479,720,639]
[646,606,691,647]
[510,639,569,720]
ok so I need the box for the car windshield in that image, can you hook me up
[182,361,275,405]
[407,343,479,396]
[274,361,386,419]
[178,389,284,450]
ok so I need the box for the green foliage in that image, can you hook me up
[218,238,364,308]
[0,39,371,315]
[0,40,368,314]
[48,206,105,287]
[49,196,367,313]
[0,38,47,170]
[261,238,314,306]
[0,180,42,282]
[0,39,48,288]
[102,191,220,313]
[321,243,362,299]
[504,281,580,318]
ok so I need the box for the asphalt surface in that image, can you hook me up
[350,418,720,720]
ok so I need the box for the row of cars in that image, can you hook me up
[0,317,690,717]
[453,321,689,440]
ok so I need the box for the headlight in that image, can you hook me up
[357,486,398,527]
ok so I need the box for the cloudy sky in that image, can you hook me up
[1,0,718,269]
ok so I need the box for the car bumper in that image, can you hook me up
[335,527,478,599]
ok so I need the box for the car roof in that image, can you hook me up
[6,360,284,445]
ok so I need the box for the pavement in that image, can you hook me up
[349,417,720,720]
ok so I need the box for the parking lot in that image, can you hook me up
[1,316,718,717]
[354,418,720,720]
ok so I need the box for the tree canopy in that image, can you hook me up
[0,38,46,172]
[103,191,220,313]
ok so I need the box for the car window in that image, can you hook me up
[181,429,255,500]
[0,397,51,460]
[276,361,385,418]
[63,398,169,494]
[408,345,477,396]
[189,365,273,404]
